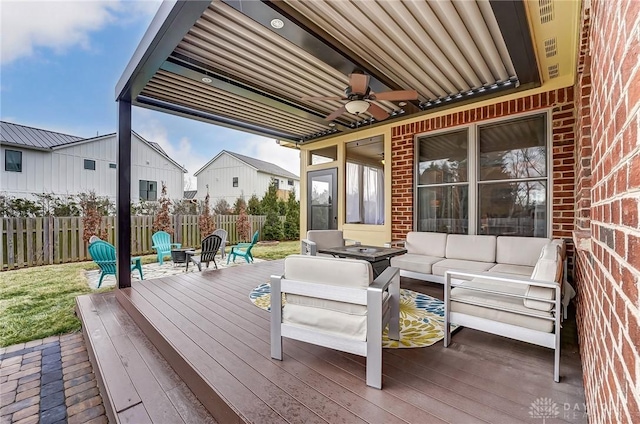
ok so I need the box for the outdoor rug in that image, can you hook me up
[249,283,457,348]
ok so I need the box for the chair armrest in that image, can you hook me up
[369,266,400,292]
[300,239,317,255]
[444,270,561,313]
[344,239,361,246]
[235,242,251,248]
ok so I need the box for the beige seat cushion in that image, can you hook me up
[496,236,550,267]
[306,230,345,250]
[446,235,497,262]
[488,263,535,277]
[432,259,495,277]
[524,245,562,311]
[405,232,448,257]
[282,255,376,341]
[451,279,554,332]
[390,253,443,274]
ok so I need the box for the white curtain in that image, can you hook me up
[346,162,384,225]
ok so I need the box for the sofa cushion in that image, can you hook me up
[445,235,497,262]
[524,245,562,311]
[390,253,443,274]
[488,263,535,277]
[496,236,550,267]
[432,259,495,277]
[405,232,448,257]
[451,279,554,332]
[284,254,372,289]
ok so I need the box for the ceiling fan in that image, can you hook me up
[302,72,419,122]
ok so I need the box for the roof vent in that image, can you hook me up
[544,38,558,57]
[548,64,559,79]
[539,0,554,24]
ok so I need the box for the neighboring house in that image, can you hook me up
[0,121,187,202]
[194,150,299,203]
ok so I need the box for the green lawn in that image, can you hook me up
[0,240,301,347]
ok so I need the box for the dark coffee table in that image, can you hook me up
[317,245,407,277]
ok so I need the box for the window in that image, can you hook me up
[139,180,157,201]
[288,179,294,186]
[84,159,96,170]
[309,146,337,165]
[5,150,22,172]
[416,129,468,233]
[273,179,280,189]
[416,113,548,237]
[109,163,117,169]
[233,177,238,187]
[478,114,547,237]
[346,137,385,225]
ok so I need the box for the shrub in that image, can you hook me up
[233,196,247,215]
[236,204,252,242]
[152,182,173,235]
[199,192,216,237]
[283,189,300,240]
[247,194,261,215]
[213,198,232,215]
[261,179,282,241]
[79,191,108,243]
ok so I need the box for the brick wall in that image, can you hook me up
[391,89,576,271]
[574,0,640,422]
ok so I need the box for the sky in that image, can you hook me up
[0,0,301,189]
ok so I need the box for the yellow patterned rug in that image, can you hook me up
[249,283,456,348]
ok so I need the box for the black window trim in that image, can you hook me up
[4,149,22,172]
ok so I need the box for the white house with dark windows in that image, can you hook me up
[0,121,186,202]
[194,150,299,203]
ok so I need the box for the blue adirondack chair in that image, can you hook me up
[227,231,259,264]
[151,231,181,265]
[88,240,143,288]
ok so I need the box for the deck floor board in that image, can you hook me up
[80,260,586,424]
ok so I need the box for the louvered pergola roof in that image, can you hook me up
[117,0,576,144]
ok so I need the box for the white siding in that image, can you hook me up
[0,134,184,201]
[195,152,300,203]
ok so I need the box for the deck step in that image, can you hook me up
[76,292,216,424]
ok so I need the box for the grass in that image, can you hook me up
[0,240,300,347]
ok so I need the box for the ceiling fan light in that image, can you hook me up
[345,100,370,115]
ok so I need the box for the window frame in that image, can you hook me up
[232,176,238,187]
[288,179,294,186]
[413,109,552,237]
[109,163,117,169]
[4,149,22,172]
[84,159,96,170]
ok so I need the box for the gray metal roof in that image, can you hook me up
[184,190,198,199]
[224,150,299,180]
[0,121,84,149]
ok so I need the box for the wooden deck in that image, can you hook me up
[79,259,587,424]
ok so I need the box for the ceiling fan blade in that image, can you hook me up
[371,90,419,101]
[367,103,390,121]
[325,105,347,121]
[301,95,345,101]
[349,73,370,95]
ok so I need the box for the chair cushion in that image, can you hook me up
[390,253,443,274]
[524,244,562,311]
[284,255,372,289]
[451,279,554,332]
[283,304,368,341]
[445,235,497,262]
[496,236,550,267]
[488,263,535,277]
[405,232,448,257]
[306,230,345,250]
[432,259,495,277]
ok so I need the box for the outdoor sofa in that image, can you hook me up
[390,232,568,382]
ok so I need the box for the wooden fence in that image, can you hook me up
[1,215,280,270]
